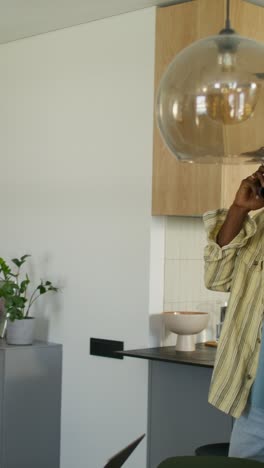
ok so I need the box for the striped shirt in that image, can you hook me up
[203,208,264,418]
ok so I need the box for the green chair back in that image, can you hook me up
[157,456,262,468]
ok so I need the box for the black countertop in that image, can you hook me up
[118,342,217,368]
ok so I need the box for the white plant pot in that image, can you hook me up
[6,318,35,345]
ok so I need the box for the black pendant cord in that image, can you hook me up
[219,0,235,35]
[225,0,231,30]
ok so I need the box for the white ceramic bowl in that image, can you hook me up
[163,311,209,351]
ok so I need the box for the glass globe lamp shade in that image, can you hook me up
[156,34,264,164]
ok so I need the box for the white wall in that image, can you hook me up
[0,9,155,467]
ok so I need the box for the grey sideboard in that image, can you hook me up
[0,340,62,468]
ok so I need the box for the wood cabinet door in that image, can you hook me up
[220,0,264,208]
[152,0,261,216]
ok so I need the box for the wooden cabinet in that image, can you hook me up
[152,0,263,216]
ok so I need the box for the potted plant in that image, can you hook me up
[0,255,58,345]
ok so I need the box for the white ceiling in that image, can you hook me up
[1,0,264,46]
[0,0,186,45]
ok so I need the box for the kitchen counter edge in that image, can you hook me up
[117,343,216,368]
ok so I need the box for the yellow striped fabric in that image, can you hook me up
[203,209,264,418]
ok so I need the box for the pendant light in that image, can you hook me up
[156,0,264,164]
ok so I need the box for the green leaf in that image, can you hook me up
[0,258,11,278]
[20,279,30,294]
[11,258,23,267]
[0,281,18,298]
[8,307,24,321]
[12,296,27,307]
[12,255,30,268]
[37,285,46,294]
[21,255,31,261]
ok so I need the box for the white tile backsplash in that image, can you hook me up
[149,216,166,347]
[164,259,208,303]
[165,216,206,260]
[162,216,228,346]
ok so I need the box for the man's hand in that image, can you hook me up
[233,165,264,213]
[216,166,264,247]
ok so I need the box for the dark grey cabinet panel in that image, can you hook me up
[0,340,62,468]
[147,361,233,468]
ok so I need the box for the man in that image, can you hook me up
[203,165,264,461]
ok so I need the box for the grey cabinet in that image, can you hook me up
[147,361,232,468]
[120,345,233,467]
[0,340,62,468]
